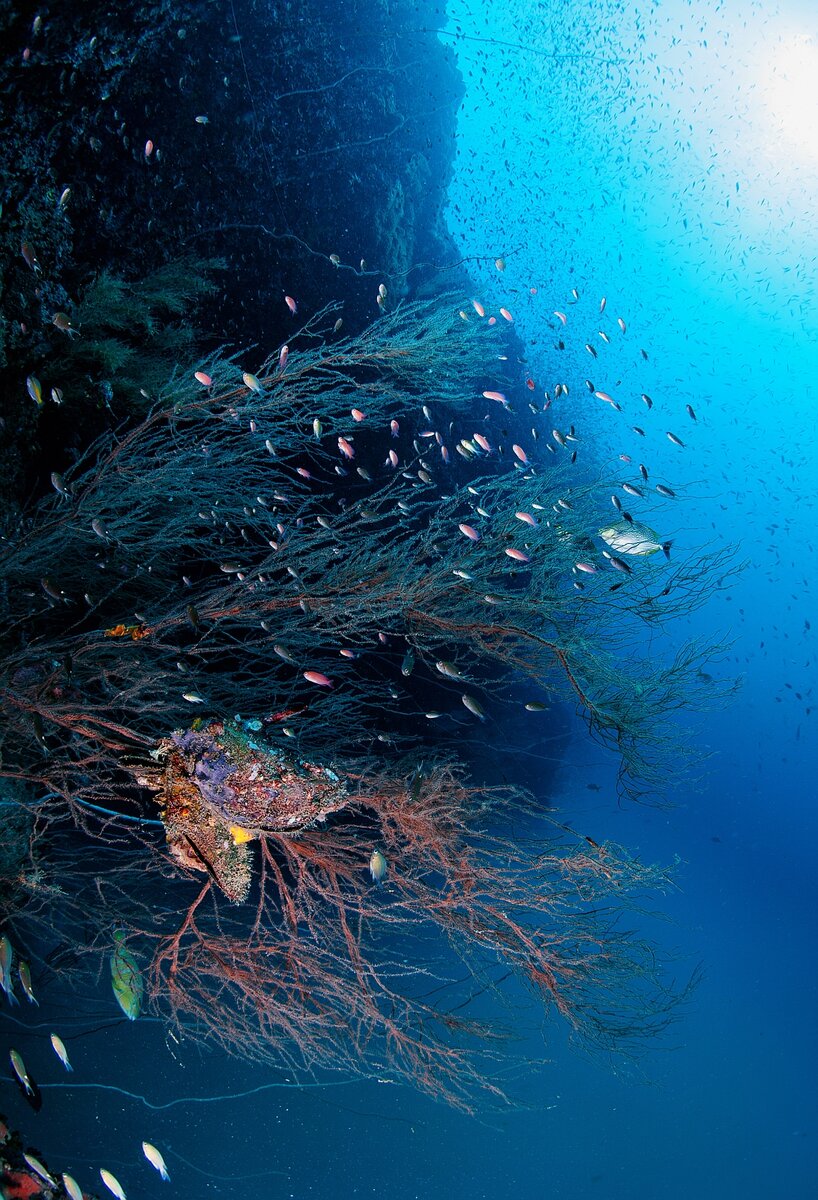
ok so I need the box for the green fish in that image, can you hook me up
[110,931,143,1020]
[598,520,671,558]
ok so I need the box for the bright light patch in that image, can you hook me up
[763,34,818,162]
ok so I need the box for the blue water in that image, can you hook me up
[3,0,817,1196]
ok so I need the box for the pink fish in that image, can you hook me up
[390,419,399,437]
[499,307,513,322]
[482,390,507,404]
[387,449,399,467]
[296,466,311,479]
[472,299,485,317]
[515,511,537,526]
[303,671,333,688]
[338,436,355,459]
[284,294,297,315]
[194,370,212,386]
[505,548,530,562]
[144,139,154,158]
[512,444,528,465]
[553,310,567,325]
[21,242,40,272]
[279,344,289,372]
[458,523,480,542]
[351,408,366,422]
[474,433,492,453]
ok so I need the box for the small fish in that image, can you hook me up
[499,307,513,322]
[390,419,399,437]
[329,253,341,266]
[666,431,685,447]
[279,344,289,372]
[554,310,567,325]
[303,670,333,688]
[242,371,262,393]
[482,390,507,404]
[458,522,480,542]
[62,1174,84,1200]
[585,344,598,358]
[110,931,143,1020]
[195,114,209,124]
[436,660,464,681]
[10,1049,34,1095]
[91,518,110,540]
[50,1033,73,1071]
[142,1142,170,1182]
[23,1154,55,1187]
[525,701,547,712]
[599,296,607,313]
[52,311,79,336]
[338,436,355,459]
[622,482,644,498]
[58,187,72,208]
[617,316,626,333]
[351,407,366,422]
[21,241,41,271]
[655,483,676,498]
[515,511,537,526]
[606,554,633,574]
[333,318,343,333]
[641,393,653,409]
[472,299,485,317]
[474,433,492,453]
[505,547,530,562]
[51,386,64,405]
[599,520,669,557]
[100,1167,127,1200]
[401,647,415,676]
[1,935,18,1006]
[194,370,212,386]
[686,404,697,421]
[284,294,297,315]
[512,444,528,465]
[495,257,505,271]
[18,959,37,1004]
[369,849,388,883]
[273,643,297,663]
[144,139,154,157]
[575,561,597,574]
[26,375,43,407]
[461,693,486,720]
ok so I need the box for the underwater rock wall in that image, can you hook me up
[0,0,465,513]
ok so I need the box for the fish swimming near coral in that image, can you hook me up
[599,520,671,559]
[110,931,143,1020]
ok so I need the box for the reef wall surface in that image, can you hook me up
[0,0,467,512]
